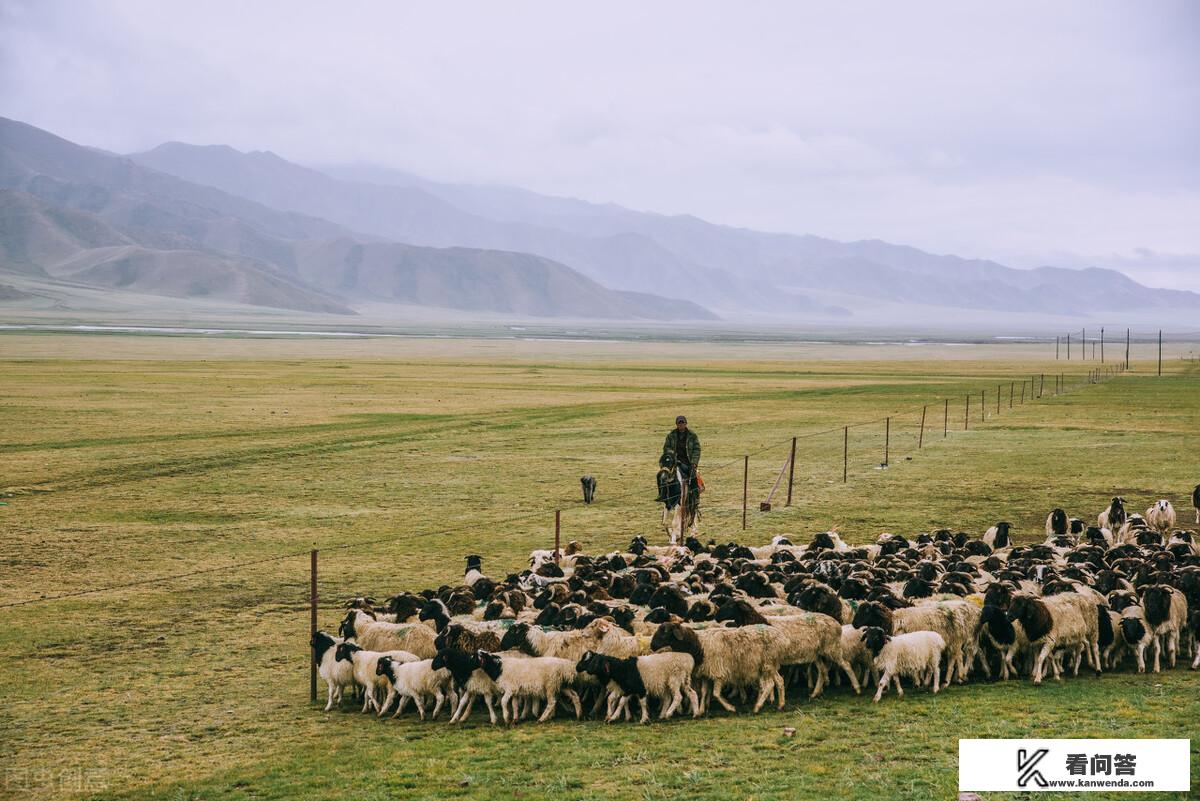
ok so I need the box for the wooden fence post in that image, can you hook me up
[918,405,927,448]
[1009,381,1014,408]
[310,549,318,703]
[996,384,1000,415]
[843,427,849,482]
[981,389,986,421]
[1100,327,1104,363]
[884,417,890,466]
[965,394,970,430]
[742,455,749,530]
[554,509,561,562]
[943,399,948,438]
[785,436,796,507]
[1158,330,1163,376]
[1126,328,1130,370]
[1039,374,1044,397]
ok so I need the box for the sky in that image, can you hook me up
[3,0,1198,288]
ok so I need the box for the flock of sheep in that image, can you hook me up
[312,489,1200,724]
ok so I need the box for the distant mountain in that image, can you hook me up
[132,142,840,316]
[0,118,713,320]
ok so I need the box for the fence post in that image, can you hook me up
[742,455,749,530]
[1158,330,1162,376]
[554,509,561,562]
[843,427,849,482]
[943,399,948,438]
[1020,381,1025,403]
[1009,381,1014,408]
[981,390,986,421]
[310,549,318,703]
[918,405,927,448]
[884,417,890,466]
[1067,333,1071,360]
[1039,374,1044,398]
[996,384,1001,415]
[1082,328,1086,359]
[1126,328,1130,370]
[785,436,796,507]
[1056,336,1059,360]
[1100,327,1104,362]
[965,394,970,430]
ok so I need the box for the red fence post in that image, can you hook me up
[310,549,318,703]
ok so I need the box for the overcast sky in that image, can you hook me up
[3,1,1198,288]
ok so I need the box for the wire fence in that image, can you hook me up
[0,357,1147,613]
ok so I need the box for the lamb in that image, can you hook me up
[476,650,583,724]
[1146,500,1177,534]
[851,599,980,684]
[575,650,699,723]
[713,598,861,698]
[1004,593,1103,684]
[339,608,438,658]
[1141,585,1187,671]
[375,655,455,720]
[311,630,355,711]
[1099,496,1128,532]
[860,627,946,701]
[649,621,786,714]
[333,642,420,714]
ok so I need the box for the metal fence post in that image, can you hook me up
[742,455,749,529]
[785,436,796,507]
[310,549,318,703]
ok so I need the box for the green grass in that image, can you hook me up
[0,333,1197,801]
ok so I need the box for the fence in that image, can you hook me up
[0,347,1191,704]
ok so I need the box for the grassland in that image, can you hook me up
[1,332,1197,801]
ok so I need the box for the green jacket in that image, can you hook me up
[662,428,700,468]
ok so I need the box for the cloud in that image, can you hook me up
[1,0,1197,287]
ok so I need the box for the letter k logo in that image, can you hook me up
[1017,748,1049,788]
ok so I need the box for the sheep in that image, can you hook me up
[1004,593,1103,684]
[976,604,1029,680]
[496,620,607,661]
[588,617,653,657]
[476,650,583,724]
[983,522,1013,549]
[838,624,873,688]
[649,621,786,714]
[1099,496,1128,532]
[575,650,699,723]
[376,655,455,720]
[860,627,946,701]
[1045,508,1069,539]
[1118,604,1156,673]
[851,599,980,684]
[1141,585,1187,671]
[311,630,355,711]
[713,598,861,698]
[334,642,420,714]
[434,622,502,654]
[1146,500,1177,534]
[1193,484,1200,525]
[339,609,438,658]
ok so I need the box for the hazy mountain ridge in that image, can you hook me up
[0,118,713,320]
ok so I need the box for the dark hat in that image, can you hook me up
[675,415,687,424]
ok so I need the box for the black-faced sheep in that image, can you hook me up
[376,655,455,720]
[339,609,438,658]
[575,650,699,723]
[1004,593,1103,684]
[476,650,583,724]
[648,621,785,714]
[860,626,946,701]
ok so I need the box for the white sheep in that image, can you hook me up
[376,656,455,720]
[649,621,786,714]
[476,651,583,724]
[861,628,946,701]
[311,631,355,711]
[1146,500,1177,533]
[334,642,419,714]
[575,650,699,724]
[1005,593,1102,684]
[339,608,438,658]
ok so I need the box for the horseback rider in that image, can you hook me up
[662,415,700,477]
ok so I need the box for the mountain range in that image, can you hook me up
[2,115,1198,324]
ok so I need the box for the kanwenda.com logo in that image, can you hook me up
[1044,779,1156,788]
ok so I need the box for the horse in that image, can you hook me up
[656,453,700,544]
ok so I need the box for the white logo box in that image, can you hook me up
[960,739,1190,792]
